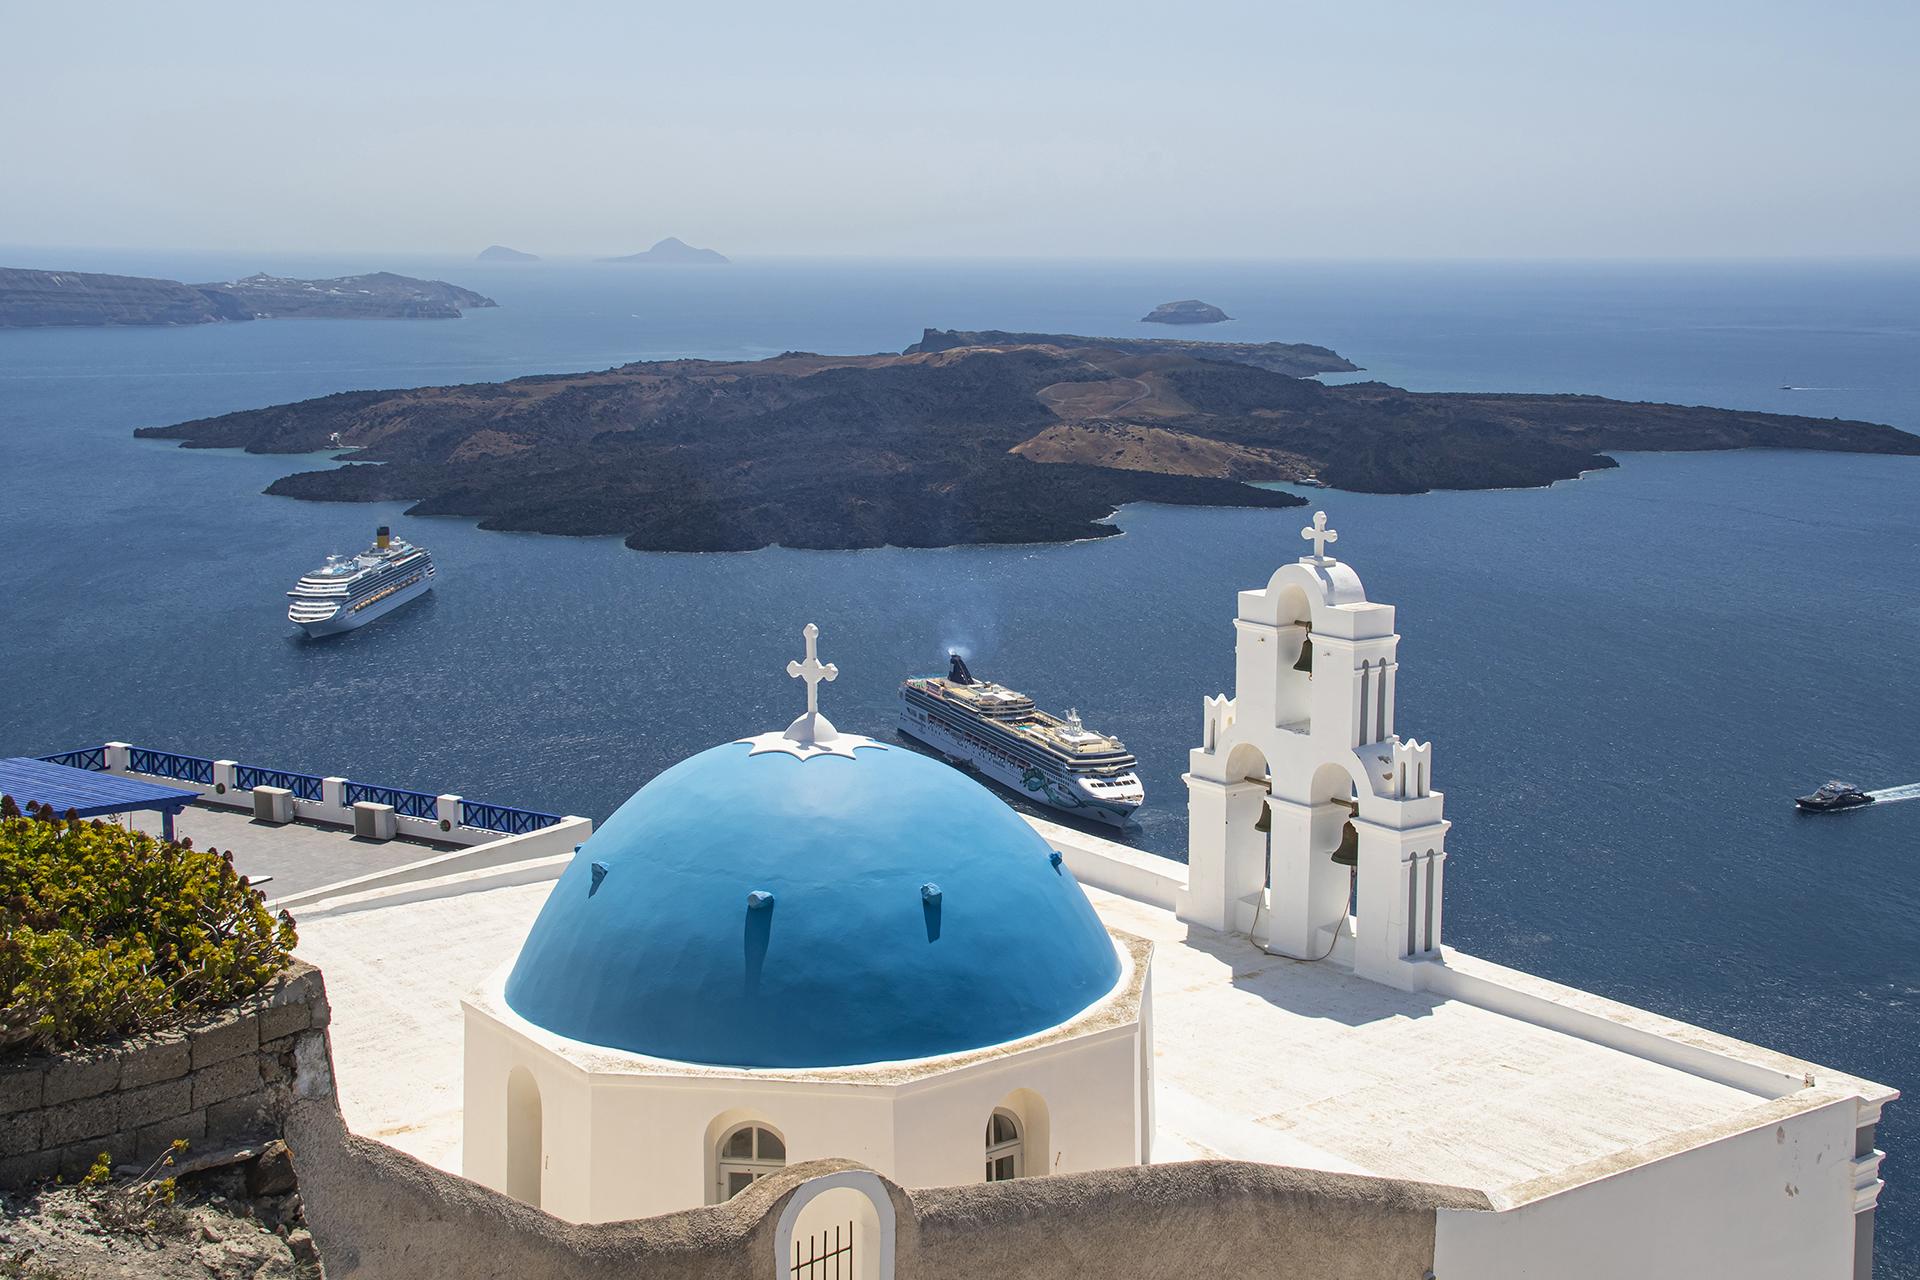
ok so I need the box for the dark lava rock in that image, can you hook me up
[244,1141,297,1199]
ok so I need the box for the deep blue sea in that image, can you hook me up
[2,253,1916,1270]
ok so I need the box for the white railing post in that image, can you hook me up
[213,760,238,798]
[104,742,131,773]
[323,776,349,813]
[437,794,463,833]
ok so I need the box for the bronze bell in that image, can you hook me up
[1253,801,1272,833]
[1291,637,1314,675]
[1330,821,1359,866]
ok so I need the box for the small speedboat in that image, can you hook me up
[1794,781,1874,813]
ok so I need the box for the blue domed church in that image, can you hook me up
[463,626,1153,1223]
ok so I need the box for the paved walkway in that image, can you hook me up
[129,803,456,899]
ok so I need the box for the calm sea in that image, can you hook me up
[1,254,1916,1270]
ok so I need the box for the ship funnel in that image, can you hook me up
[376,525,391,551]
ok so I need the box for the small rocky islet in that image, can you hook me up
[599,237,730,264]
[1142,299,1231,325]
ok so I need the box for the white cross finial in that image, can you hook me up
[783,623,839,744]
[739,622,888,760]
[1301,511,1338,563]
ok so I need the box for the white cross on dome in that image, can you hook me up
[738,622,886,760]
[786,622,838,723]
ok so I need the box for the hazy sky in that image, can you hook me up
[4,0,1915,259]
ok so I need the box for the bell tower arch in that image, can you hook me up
[1180,513,1450,990]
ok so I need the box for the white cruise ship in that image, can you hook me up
[286,526,435,637]
[899,655,1145,826]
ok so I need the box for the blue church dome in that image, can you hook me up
[503,737,1122,1069]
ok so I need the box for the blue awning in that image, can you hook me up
[0,757,200,838]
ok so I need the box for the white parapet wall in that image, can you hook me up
[1435,1092,1863,1279]
[268,829,588,914]
[1022,814,1188,910]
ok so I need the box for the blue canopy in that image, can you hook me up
[0,757,200,840]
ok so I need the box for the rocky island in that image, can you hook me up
[908,328,1359,377]
[0,267,496,327]
[1143,299,1231,324]
[600,237,730,264]
[133,332,1920,553]
[477,245,539,262]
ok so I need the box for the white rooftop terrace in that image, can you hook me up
[274,812,1888,1208]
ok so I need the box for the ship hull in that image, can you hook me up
[294,575,433,638]
[1794,793,1874,813]
[898,697,1142,827]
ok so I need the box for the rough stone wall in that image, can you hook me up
[288,1084,1489,1280]
[0,960,329,1184]
[908,1160,1487,1280]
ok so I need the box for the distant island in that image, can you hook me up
[134,332,1920,553]
[476,245,539,262]
[600,237,730,265]
[1142,300,1231,325]
[908,328,1357,378]
[0,267,496,328]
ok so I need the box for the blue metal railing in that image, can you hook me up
[344,782,439,821]
[127,748,215,786]
[47,741,567,837]
[460,800,564,836]
[234,764,325,803]
[38,747,105,771]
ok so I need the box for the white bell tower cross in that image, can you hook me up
[1178,513,1450,991]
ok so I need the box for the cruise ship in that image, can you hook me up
[286,526,435,637]
[899,655,1145,826]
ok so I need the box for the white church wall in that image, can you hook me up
[462,1005,597,1220]
[1433,1096,1859,1279]
[462,947,1148,1224]
[887,1024,1141,1187]
[583,1078,899,1222]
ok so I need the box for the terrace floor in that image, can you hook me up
[129,803,456,899]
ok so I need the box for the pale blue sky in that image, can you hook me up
[3,0,1914,258]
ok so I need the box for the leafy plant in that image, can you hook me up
[0,802,296,1054]
[88,1140,190,1236]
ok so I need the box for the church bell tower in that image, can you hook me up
[1179,513,1449,990]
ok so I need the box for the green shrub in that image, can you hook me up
[0,800,296,1055]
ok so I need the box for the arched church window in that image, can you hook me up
[985,1108,1023,1181]
[716,1123,786,1201]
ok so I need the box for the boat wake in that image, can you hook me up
[1866,782,1920,804]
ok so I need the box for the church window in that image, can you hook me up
[716,1123,786,1201]
[985,1108,1023,1181]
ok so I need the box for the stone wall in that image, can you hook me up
[286,1086,1491,1280]
[0,960,329,1185]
